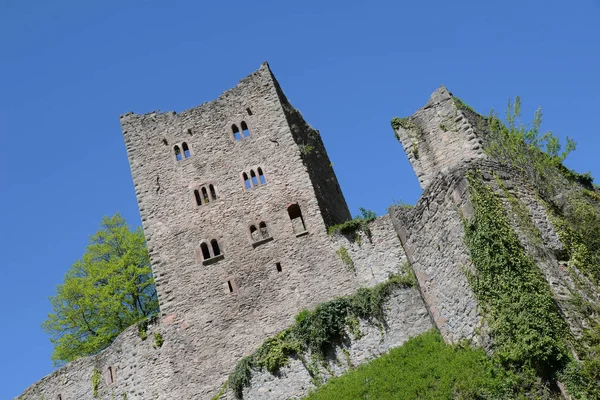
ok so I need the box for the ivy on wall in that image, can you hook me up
[227,273,416,398]
[463,171,570,378]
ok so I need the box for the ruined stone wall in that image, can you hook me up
[227,285,432,400]
[392,85,486,190]
[390,166,487,346]
[329,215,407,287]
[17,321,176,400]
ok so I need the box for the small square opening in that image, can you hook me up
[276,262,282,272]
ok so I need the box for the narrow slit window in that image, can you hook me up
[211,239,221,256]
[259,222,269,239]
[174,145,182,161]
[258,168,266,185]
[288,204,307,234]
[182,142,191,158]
[227,280,234,293]
[201,187,209,203]
[200,243,210,260]
[57,395,62,400]
[276,262,282,272]
[241,121,250,138]
[246,108,253,116]
[232,124,241,141]
[209,184,217,200]
[243,173,251,190]
[250,170,258,186]
[250,225,259,242]
[194,190,202,206]
[107,366,115,385]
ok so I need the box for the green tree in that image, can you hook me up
[42,213,159,365]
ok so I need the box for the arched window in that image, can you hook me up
[258,168,266,185]
[250,170,258,186]
[209,184,217,200]
[211,239,221,256]
[200,242,210,260]
[241,121,250,138]
[259,222,269,239]
[288,203,307,234]
[201,187,209,203]
[182,142,191,158]
[243,173,251,190]
[250,225,260,242]
[194,190,202,206]
[232,124,241,141]
[174,145,182,161]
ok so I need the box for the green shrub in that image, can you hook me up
[328,208,376,242]
[305,330,545,400]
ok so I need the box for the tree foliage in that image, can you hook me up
[42,213,158,365]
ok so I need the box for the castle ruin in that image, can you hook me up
[17,63,599,399]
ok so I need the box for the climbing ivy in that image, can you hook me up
[91,368,102,398]
[335,246,355,273]
[227,274,415,398]
[463,171,570,378]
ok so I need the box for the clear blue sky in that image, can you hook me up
[1,0,599,397]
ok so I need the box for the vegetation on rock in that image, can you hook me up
[227,273,416,398]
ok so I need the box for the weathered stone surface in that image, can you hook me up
[392,85,486,190]
[231,286,432,400]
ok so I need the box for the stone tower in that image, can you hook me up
[119,62,356,394]
[392,86,486,189]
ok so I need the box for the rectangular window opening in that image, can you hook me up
[246,108,253,115]
[227,280,234,293]
[276,262,282,272]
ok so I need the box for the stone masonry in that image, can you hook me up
[17,63,421,400]
[18,65,596,400]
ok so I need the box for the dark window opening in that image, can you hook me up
[246,108,253,116]
[259,222,269,238]
[209,184,217,200]
[250,170,259,186]
[194,190,202,206]
[187,128,193,136]
[200,243,210,260]
[258,168,266,185]
[227,280,234,293]
[182,142,191,158]
[276,262,282,272]
[241,121,250,138]
[288,203,307,234]
[211,239,221,256]
[243,173,251,190]
[232,124,241,141]
[250,225,260,242]
[162,138,168,145]
[107,366,115,384]
[57,395,62,400]
[174,145,182,161]
[201,187,209,203]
